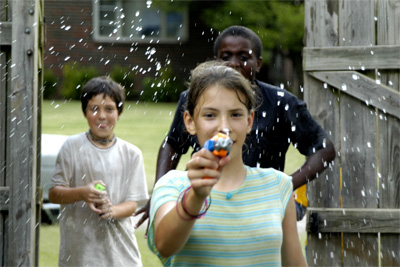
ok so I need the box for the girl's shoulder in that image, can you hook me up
[246,166,292,184]
[155,170,190,190]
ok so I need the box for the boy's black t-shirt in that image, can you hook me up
[166,80,327,171]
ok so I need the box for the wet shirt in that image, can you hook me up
[51,133,149,267]
[148,167,293,266]
[166,80,327,171]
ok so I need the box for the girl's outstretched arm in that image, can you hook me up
[153,149,226,257]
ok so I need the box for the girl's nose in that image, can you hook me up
[219,118,231,135]
[220,128,230,136]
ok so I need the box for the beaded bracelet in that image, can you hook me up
[176,186,211,221]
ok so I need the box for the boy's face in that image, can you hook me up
[84,93,119,140]
[216,36,262,82]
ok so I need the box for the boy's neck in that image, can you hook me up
[87,130,116,148]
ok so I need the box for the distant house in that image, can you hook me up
[44,0,216,99]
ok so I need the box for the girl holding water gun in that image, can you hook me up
[147,61,306,266]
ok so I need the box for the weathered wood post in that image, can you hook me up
[0,0,44,265]
[304,0,400,266]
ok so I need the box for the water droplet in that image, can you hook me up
[262,111,266,117]
[352,74,359,80]
[341,83,347,91]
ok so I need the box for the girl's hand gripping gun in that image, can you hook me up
[202,131,233,178]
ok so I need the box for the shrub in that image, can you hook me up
[61,63,99,100]
[140,66,185,103]
[109,65,136,100]
[42,69,59,99]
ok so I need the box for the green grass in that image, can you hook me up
[39,100,306,266]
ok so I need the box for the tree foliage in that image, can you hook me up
[198,0,304,63]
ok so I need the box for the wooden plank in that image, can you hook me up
[308,71,400,119]
[303,45,400,71]
[7,0,39,265]
[305,76,341,209]
[0,22,11,45]
[0,187,9,211]
[306,208,400,233]
[304,1,342,265]
[377,1,400,265]
[304,0,339,47]
[339,1,379,266]
[0,1,10,266]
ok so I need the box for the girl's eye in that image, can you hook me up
[204,113,215,118]
[232,112,243,118]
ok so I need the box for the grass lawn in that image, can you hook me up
[39,100,306,266]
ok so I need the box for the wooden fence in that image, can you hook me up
[0,0,44,265]
[304,0,400,266]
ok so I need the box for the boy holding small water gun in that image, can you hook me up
[49,76,148,266]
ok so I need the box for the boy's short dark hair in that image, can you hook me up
[81,76,125,115]
[213,25,263,59]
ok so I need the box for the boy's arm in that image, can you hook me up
[155,141,182,182]
[99,201,137,220]
[290,137,335,190]
[49,181,107,213]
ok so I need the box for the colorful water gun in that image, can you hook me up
[203,131,233,179]
[203,132,233,157]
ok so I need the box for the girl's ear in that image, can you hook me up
[247,110,255,134]
[184,111,196,135]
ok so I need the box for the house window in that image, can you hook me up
[93,0,188,43]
